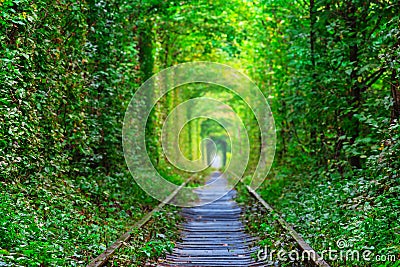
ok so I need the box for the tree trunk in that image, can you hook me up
[309,0,317,150]
[138,25,154,81]
[391,69,400,122]
[347,2,362,168]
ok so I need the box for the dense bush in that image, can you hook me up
[1,0,399,266]
[0,0,158,265]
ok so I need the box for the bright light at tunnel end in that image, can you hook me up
[122,62,276,207]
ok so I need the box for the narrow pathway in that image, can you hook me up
[158,172,265,267]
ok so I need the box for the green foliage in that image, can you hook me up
[1,0,399,265]
[0,0,159,265]
[248,1,400,265]
[0,179,141,266]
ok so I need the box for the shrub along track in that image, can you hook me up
[87,172,330,267]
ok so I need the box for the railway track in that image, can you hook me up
[87,172,330,267]
[158,172,263,267]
